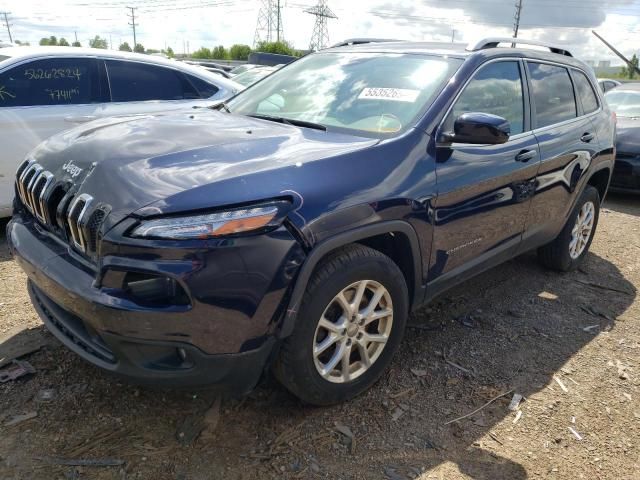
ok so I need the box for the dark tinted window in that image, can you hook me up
[448,61,524,135]
[106,60,200,102]
[185,74,219,98]
[0,58,97,107]
[573,70,599,114]
[528,62,577,128]
[604,81,616,92]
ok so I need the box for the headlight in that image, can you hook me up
[130,202,289,240]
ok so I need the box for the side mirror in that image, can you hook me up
[442,112,510,145]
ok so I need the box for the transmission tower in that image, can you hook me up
[253,0,284,47]
[305,1,337,51]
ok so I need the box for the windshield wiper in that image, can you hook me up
[212,101,231,113]
[247,114,327,131]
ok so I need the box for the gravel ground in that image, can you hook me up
[0,193,639,480]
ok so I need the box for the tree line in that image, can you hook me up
[35,36,301,61]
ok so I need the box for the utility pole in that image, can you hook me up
[451,29,455,43]
[276,0,281,42]
[126,6,138,47]
[513,0,523,39]
[74,31,78,43]
[1,11,12,43]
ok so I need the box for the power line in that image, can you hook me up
[305,0,337,51]
[1,11,12,43]
[126,6,138,47]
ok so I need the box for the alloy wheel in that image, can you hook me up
[569,201,595,260]
[312,280,393,383]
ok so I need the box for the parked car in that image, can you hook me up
[8,38,615,405]
[233,65,279,86]
[0,47,243,217]
[605,83,640,192]
[598,78,621,93]
[229,63,258,76]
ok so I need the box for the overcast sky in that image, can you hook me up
[2,0,640,64]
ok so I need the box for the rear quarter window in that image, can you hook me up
[528,62,577,128]
[573,71,599,114]
[0,57,98,107]
[185,74,220,98]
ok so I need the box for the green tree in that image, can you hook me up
[229,44,251,60]
[39,36,58,46]
[255,40,295,56]
[89,35,108,49]
[72,40,81,47]
[58,37,70,46]
[134,43,145,53]
[119,42,132,52]
[211,45,228,59]
[166,46,175,58]
[192,47,212,59]
[621,54,639,80]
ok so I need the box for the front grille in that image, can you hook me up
[15,159,109,258]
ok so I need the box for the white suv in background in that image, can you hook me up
[0,47,243,217]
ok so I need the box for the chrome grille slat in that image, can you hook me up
[35,172,55,223]
[67,193,94,252]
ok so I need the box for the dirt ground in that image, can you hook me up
[1,193,639,480]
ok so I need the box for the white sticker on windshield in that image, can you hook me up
[358,87,420,103]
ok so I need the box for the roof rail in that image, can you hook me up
[467,37,573,57]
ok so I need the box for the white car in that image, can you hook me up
[0,47,243,217]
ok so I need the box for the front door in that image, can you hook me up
[428,60,540,295]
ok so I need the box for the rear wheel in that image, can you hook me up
[274,244,408,406]
[538,185,600,271]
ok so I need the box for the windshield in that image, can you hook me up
[227,52,462,137]
[605,89,640,117]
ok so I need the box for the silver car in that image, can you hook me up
[0,47,243,217]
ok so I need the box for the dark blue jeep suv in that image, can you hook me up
[8,38,615,405]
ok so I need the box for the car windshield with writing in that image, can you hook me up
[227,52,462,137]
[605,90,640,118]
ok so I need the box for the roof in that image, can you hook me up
[0,46,243,92]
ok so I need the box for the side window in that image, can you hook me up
[604,81,616,92]
[185,74,220,98]
[106,60,200,102]
[573,70,599,114]
[528,62,577,128]
[0,58,97,107]
[447,61,524,135]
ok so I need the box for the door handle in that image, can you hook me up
[64,115,97,124]
[580,133,595,143]
[515,150,537,162]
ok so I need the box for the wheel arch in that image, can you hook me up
[278,220,424,338]
[586,165,612,202]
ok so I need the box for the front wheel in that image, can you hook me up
[538,185,600,271]
[274,244,408,406]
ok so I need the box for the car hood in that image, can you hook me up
[615,117,640,154]
[29,110,378,223]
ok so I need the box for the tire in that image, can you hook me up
[274,244,408,406]
[537,185,600,272]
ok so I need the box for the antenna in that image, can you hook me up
[305,0,337,51]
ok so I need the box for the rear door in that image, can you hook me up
[97,60,217,118]
[522,61,601,248]
[429,60,540,291]
[0,57,102,214]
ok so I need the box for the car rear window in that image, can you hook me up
[573,71,599,114]
[106,60,201,102]
[185,74,219,98]
[528,62,577,128]
[0,57,98,107]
